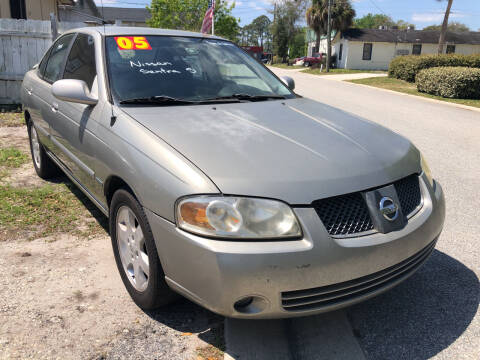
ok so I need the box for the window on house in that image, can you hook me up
[63,34,97,90]
[362,43,372,60]
[10,0,26,19]
[412,44,422,55]
[339,43,343,61]
[446,45,456,54]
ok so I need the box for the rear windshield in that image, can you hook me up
[105,35,294,103]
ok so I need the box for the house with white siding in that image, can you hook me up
[308,28,480,70]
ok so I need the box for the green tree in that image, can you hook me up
[306,0,355,54]
[395,20,415,30]
[353,14,415,30]
[251,15,272,48]
[423,21,469,32]
[214,1,240,41]
[147,0,239,40]
[147,0,205,31]
[354,13,394,29]
[271,1,306,61]
[289,28,307,59]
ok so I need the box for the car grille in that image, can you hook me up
[313,174,422,237]
[312,193,374,236]
[281,240,436,312]
[395,174,422,217]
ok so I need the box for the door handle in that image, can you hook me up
[51,102,59,113]
[26,88,32,95]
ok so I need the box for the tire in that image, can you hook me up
[304,62,310,67]
[109,189,177,310]
[27,121,58,179]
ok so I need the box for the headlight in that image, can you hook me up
[176,196,302,239]
[421,154,434,187]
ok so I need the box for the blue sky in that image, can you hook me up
[94,0,480,30]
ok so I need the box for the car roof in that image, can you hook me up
[63,26,225,40]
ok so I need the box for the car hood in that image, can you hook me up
[120,97,421,204]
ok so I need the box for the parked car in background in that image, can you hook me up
[21,27,445,319]
[294,56,306,65]
[303,53,324,67]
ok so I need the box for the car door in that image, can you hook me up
[48,32,102,196]
[28,34,75,148]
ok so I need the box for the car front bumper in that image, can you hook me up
[146,174,445,319]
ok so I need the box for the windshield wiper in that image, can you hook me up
[119,95,194,105]
[201,94,286,103]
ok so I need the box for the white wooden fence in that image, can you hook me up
[0,18,85,105]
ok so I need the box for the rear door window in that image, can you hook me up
[43,33,76,84]
[63,33,97,90]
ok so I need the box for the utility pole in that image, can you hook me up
[326,0,332,72]
[273,1,277,58]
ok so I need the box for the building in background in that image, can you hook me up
[98,6,151,27]
[0,0,100,22]
[307,28,480,70]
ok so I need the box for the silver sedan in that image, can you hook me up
[21,27,445,318]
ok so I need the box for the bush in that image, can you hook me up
[416,67,480,99]
[389,54,480,82]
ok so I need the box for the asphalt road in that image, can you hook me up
[224,68,479,360]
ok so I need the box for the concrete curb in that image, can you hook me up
[342,80,480,113]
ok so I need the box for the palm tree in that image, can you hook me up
[306,0,355,68]
[437,0,454,54]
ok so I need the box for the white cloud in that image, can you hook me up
[412,11,467,23]
[248,1,266,11]
[95,0,118,4]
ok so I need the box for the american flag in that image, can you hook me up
[201,0,216,34]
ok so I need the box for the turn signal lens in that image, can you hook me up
[421,154,434,187]
[176,196,302,239]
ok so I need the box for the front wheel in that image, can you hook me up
[110,189,177,310]
[28,121,58,179]
[304,62,310,67]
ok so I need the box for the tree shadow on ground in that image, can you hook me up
[347,249,479,359]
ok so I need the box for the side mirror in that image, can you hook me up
[281,76,295,91]
[52,79,98,105]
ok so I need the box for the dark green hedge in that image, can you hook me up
[389,54,480,82]
[416,67,480,99]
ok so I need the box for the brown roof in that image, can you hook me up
[342,28,480,45]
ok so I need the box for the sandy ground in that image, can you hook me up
[0,125,222,360]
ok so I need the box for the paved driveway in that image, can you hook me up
[224,68,479,360]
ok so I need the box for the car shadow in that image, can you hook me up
[49,174,109,233]
[347,249,479,359]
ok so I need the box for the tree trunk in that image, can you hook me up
[438,0,453,54]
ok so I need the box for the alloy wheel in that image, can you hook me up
[116,206,149,292]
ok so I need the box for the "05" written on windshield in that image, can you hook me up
[115,36,152,50]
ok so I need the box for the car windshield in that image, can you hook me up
[105,36,294,104]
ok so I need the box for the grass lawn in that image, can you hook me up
[303,68,387,75]
[0,112,25,127]
[0,148,29,168]
[268,64,302,69]
[347,77,480,109]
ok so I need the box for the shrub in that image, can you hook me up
[389,54,480,82]
[416,67,480,99]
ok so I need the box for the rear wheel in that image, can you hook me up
[110,189,177,310]
[304,62,310,67]
[27,122,58,179]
